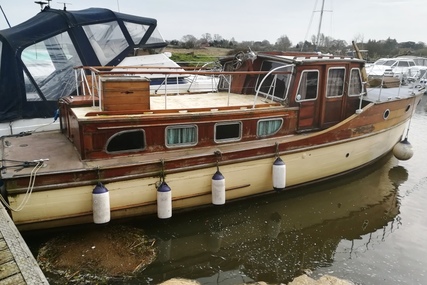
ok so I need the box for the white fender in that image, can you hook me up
[211,170,226,205]
[92,182,110,224]
[393,138,414,161]
[272,157,286,191]
[157,181,172,219]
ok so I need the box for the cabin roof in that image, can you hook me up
[256,52,365,65]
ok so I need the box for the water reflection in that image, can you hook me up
[128,155,406,284]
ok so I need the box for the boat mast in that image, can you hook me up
[315,0,326,49]
[301,0,332,52]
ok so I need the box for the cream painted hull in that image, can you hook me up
[10,122,406,230]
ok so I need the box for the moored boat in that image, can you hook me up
[0,5,425,231]
[0,4,216,136]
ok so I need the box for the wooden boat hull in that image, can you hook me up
[7,117,407,231]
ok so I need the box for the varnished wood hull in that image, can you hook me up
[7,116,408,231]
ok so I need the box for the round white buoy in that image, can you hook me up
[92,182,110,224]
[157,181,172,219]
[272,157,286,191]
[211,170,226,205]
[393,138,414,161]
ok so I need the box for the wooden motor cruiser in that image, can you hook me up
[0,50,424,230]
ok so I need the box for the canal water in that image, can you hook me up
[24,95,427,285]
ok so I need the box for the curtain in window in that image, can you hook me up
[327,69,345,97]
[257,119,282,136]
[349,69,362,96]
[167,127,196,145]
[297,72,308,100]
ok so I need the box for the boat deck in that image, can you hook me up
[71,91,275,118]
[0,203,48,284]
[150,92,270,110]
[366,85,421,102]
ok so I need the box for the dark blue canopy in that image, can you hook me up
[0,6,166,122]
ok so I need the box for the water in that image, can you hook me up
[24,95,427,285]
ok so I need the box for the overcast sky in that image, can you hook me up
[0,0,425,45]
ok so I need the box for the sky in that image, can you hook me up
[0,0,425,46]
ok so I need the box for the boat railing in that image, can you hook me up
[74,66,294,110]
[253,64,295,109]
[186,61,223,93]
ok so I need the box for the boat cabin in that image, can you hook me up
[59,52,367,161]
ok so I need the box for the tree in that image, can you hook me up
[275,35,292,51]
[201,33,212,44]
[213,34,223,42]
[181,34,197,48]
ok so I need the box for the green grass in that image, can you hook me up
[170,53,221,66]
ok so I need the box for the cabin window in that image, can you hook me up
[296,70,318,101]
[348,69,363,96]
[257,119,283,137]
[256,61,293,101]
[21,32,82,101]
[106,130,146,153]
[124,22,149,45]
[326,68,345,97]
[166,125,197,147]
[397,61,409,67]
[145,27,165,46]
[83,21,127,65]
[215,122,242,143]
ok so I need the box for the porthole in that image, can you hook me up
[383,109,390,120]
[214,122,242,143]
[405,104,411,112]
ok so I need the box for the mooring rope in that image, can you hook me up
[0,160,44,212]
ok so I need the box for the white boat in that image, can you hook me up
[113,53,220,95]
[0,5,215,136]
[365,57,427,84]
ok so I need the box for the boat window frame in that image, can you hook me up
[397,61,409,67]
[255,60,293,102]
[257,118,283,137]
[123,22,149,45]
[348,68,363,97]
[83,20,128,65]
[295,69,319,102]
[214,121,242,143]
[165,124,198,148]
[105,129,147,154]
[326,67,346,98]
[21,31,82,101]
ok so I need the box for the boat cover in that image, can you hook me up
[0,6,166,122]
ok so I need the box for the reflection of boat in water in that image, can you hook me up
[129,155,406,284]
